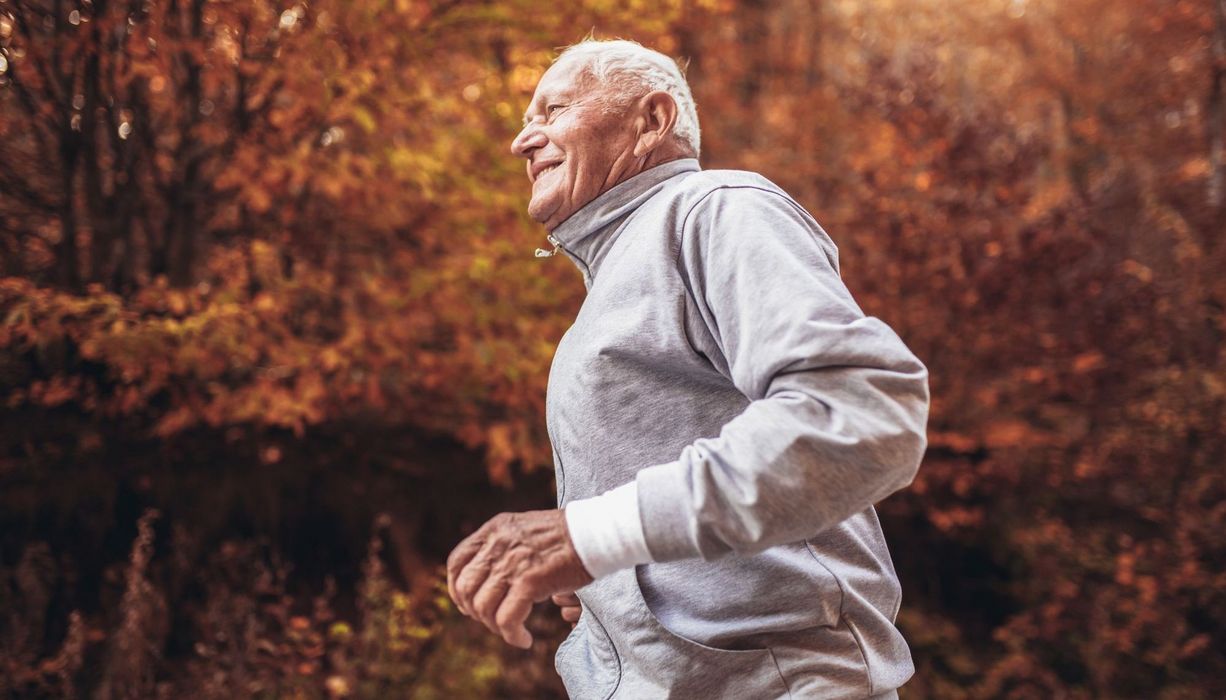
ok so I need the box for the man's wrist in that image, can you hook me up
[563,481,654,579]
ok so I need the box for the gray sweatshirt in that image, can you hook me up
[545,158,930,699]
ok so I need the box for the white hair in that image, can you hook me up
[554,38,701,158]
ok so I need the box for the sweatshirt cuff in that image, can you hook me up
[563,481,654,579]
[636,460,706,562]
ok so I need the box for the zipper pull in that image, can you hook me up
[534,233,563,258]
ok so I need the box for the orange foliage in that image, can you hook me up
[1,0,1224,697]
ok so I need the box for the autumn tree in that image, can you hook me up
[1,0,1223,696]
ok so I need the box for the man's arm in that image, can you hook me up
[568,185,930,570]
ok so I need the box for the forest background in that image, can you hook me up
[1,0,1223,697]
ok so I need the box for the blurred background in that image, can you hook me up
[1,0,1222,697]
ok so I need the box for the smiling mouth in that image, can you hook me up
[534,162,562,182]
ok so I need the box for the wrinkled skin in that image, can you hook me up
[446,510,592,648]
[510,56,693,230]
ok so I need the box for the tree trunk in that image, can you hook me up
[1208,0,1225,208]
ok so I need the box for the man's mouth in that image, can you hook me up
[533,161,563,182]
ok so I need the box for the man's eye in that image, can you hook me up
[546,104,564,118]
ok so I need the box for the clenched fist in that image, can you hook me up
[446,509,594,648]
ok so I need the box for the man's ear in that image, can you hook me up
[632,91,680,158]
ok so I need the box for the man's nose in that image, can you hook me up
[511,123,547,158]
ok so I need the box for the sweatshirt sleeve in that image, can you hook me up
[563,480,653,578]
[635,185,930,563]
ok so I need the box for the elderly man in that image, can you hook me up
[447,38,929,699]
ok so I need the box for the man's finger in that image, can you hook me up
[452,548,494,618]
[560,605,581,623]
[471,575,512,635]
[552,592,579,607]
[446,535,484,616]
[495,583,536,649]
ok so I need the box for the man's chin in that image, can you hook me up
[528,198,563,230]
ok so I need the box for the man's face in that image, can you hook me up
[511,59,637,231]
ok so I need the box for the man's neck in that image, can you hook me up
[597,143,696,206]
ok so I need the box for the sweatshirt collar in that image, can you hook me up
[537,158,701,287]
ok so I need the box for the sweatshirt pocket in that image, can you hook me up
[634,542,843,647]
[627,565,792,698]
[555,601,622,700]
[551,442,566,506]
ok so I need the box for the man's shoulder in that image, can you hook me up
[658,166,838,268]
[665,167,801,215]
[674,167,788,195]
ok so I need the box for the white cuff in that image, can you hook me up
[563,481,654,579]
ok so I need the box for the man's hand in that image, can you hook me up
[446,509,594,649]
[552,592,582,628]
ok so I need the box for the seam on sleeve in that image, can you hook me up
[673,184,838,279]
